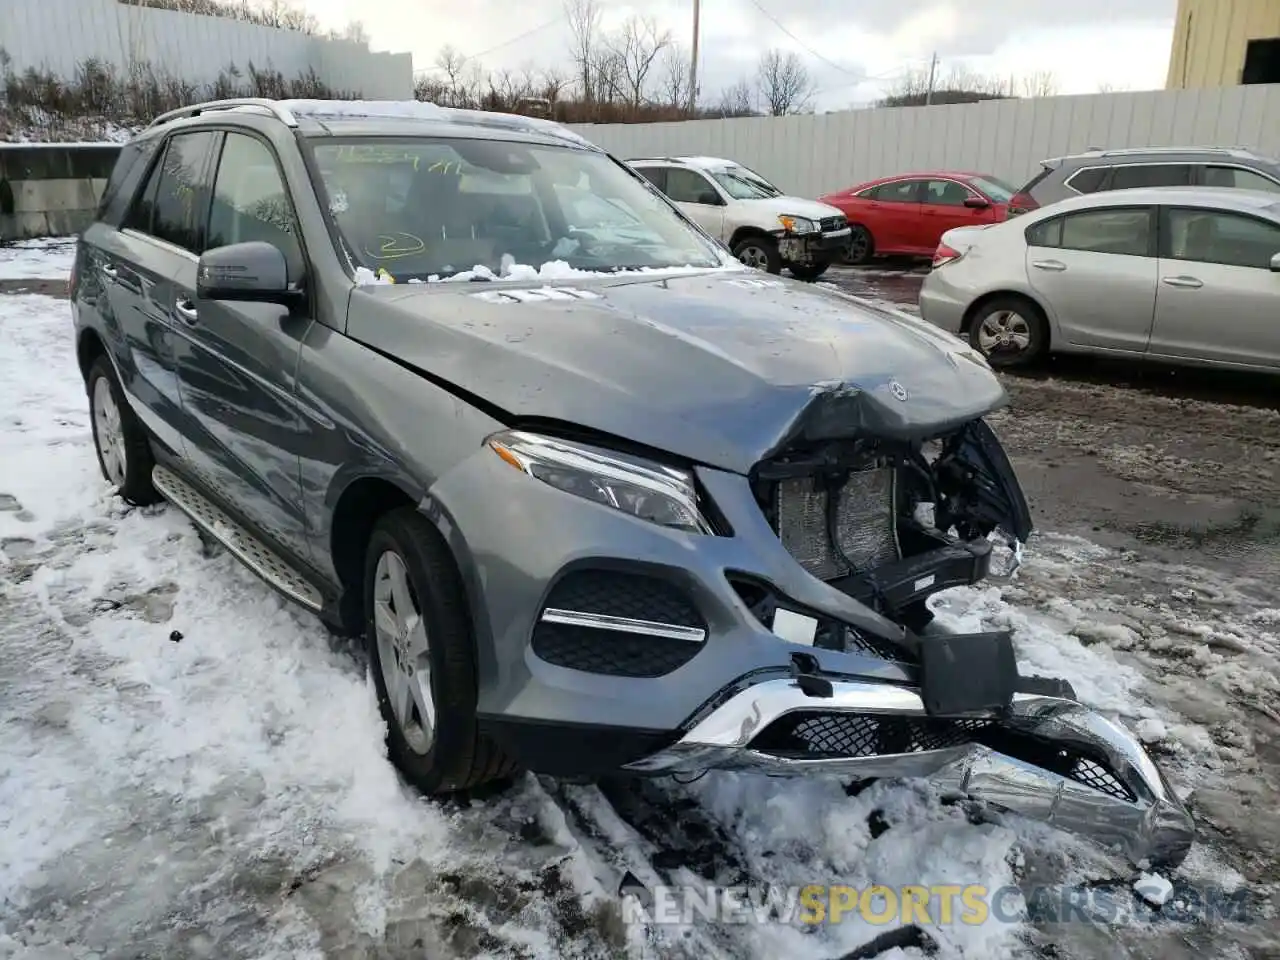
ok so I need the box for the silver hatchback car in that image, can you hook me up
[919,186,1280,371]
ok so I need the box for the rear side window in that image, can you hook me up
[1201,165,1280,193]
[1024,217,1063,247]
[1108,164,1191,190]
[1064,167,1107,194]
[96,138,161,224]
[870,180,921,202]
[123,131,218,252]
[635,167,665,191]
[1058,208,1151,256]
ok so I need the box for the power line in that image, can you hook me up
[738,0,862,78]
[414,15,566,75]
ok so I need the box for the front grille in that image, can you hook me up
[819,215,847,232]
[774,467,901,580]
[530,569,705,677]
[1067,757,1136,802]
[751,712,991,759]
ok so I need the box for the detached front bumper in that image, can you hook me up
[625,676,1195,869]
[779,226,852,263]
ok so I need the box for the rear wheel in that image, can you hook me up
[967,296,1048,369]
[732,236,782,274]
[363,507,518,794]
[86,355,160,505]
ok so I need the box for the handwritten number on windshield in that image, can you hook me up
[363,233,427,261]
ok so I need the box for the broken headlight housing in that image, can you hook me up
[486,430,713,534]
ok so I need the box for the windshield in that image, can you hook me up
[709,166,782,200]
[307,137,725,280]
[968,176,1017,202]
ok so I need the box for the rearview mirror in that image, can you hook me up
[963,196,990,209]
[1272,252,1280,272]
[197,241,300,306]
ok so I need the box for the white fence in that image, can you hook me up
[571,85,1280,198]
[0,0,413,99]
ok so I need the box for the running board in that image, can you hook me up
[151,465,324,612]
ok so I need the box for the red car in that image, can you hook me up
[818,171,1017,264]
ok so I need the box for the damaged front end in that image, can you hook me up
[630,383,1195,869]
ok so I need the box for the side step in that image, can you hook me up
[152,465,324,612]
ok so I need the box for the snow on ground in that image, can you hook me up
[0,239,76,281]
[0,250,1264,959]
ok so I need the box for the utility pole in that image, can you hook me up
[924,51,938,106]
[688,0,700,115]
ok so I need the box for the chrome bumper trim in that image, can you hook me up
[539,608,707,643]
[625,678,1194,867]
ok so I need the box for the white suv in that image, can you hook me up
[628,156,851,281]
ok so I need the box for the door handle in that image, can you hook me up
[1031,259,1067,271]
[1162,276,1203,289]
[100,263,118,280]
[175,299,199,324]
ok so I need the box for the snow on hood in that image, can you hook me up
[355,257,744,286]
[744,195,847,222]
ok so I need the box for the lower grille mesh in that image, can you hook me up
[751,712,991,759]
[774,467,901,580]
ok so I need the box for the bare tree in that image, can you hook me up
[879,62,1015,107]
[435,44,468,107]
[565,0,603,102]
[716,77,755,117]
[658,44,692,111]
[610,15,673,107]
[756,48,813,116]
[1019,70,1059,98]
[330,20,370,46]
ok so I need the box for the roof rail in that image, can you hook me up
[148,97,298,129]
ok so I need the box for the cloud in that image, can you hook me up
[297,0,1176,109]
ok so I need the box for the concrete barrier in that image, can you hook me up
[0,143,121,242]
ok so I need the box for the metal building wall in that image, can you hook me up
[1167,0,1280,88]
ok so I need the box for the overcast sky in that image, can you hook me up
[297,0,1177,111]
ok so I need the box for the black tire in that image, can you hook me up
[86,354,161,506]
[363,506,518,794]
[788,261,830,282]
[967,296,1049,370]
[845,224,874,265]
[732,236,782,274]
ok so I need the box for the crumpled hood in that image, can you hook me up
[747,195,847,223]
[347,268,1006,474]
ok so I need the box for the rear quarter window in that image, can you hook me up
[96,138,162,225]
[1064,167,1107,194]
[1024,217,1063,247]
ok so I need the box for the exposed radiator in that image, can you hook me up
[774,466,901,580]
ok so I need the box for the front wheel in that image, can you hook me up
[844,224,874,265]
[968,296,1049,369]
[363,507,518,794]
[732,236,782,274]
[788,261,830,282]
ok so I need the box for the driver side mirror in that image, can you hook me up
[1272,252,1280,272]
[963,196,990,209]
[694,190,723,206]
[197,241,303,307]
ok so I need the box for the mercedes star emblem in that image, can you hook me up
[889,380,909,402]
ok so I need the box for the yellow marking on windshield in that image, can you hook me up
[334,145,422,169]
[363,233,427,261]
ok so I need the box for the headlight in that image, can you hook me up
[778,215,817,235]
[486,430,713,534]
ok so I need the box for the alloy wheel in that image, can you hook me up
[848,229,870,262]
[977,309,1032,357]
[92,376,128,487]
[737,244,771,270]
[373,549,437,755]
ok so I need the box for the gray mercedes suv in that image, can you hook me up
[70,97,1193,867]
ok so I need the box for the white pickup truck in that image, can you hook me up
[628,155,851,281]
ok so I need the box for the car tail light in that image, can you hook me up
[1007,192,1039,217]
[932,242,963,268]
